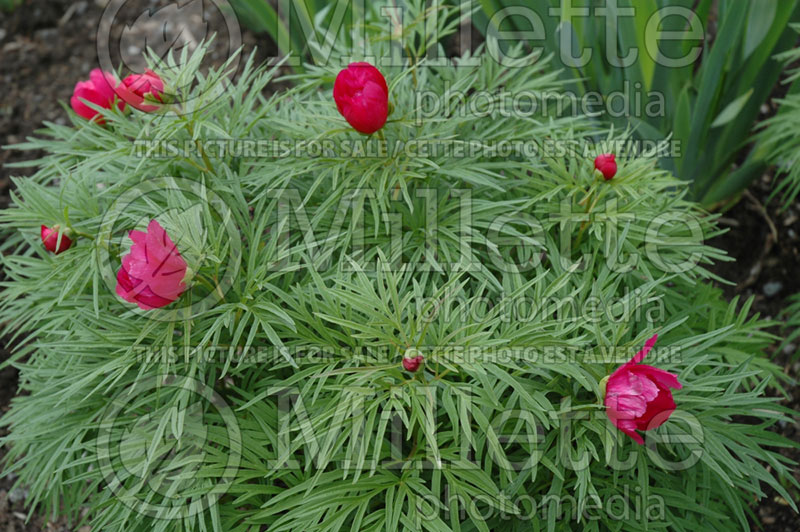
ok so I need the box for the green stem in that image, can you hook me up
[183,121,213,173]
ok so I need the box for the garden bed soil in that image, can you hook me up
[1,1,799,531]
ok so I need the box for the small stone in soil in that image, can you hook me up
[35,29,58,41]
[8,487,28,504]
[763,281,783,297]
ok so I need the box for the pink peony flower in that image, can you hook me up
[70,69,123,123]
[594,153,617,180]
[402,355,424,372]
[333,62,389,134]
[117,69,164,112]
[115,220,188,310]
[604,334,682,444]
[40,225,73,254]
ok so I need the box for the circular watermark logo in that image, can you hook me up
[96,375,242,519]
[95,176,242,320]
[97,0,242,111]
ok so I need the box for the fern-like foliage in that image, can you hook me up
[0,2,796,531]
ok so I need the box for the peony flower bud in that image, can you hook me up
[402,355,424,372]
[40,225,73,254]
[594,153,617,180]
[117,69,165,112]
[115,220,188,310]
[604,334,682,444]
[333,62,389,134]
[70,69,123,124]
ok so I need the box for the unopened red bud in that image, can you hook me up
[402,355,424,372]
[333,62,389,135]
[40,225,73,254]
[594,153,617,180]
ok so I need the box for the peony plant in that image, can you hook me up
[0,2,797,531]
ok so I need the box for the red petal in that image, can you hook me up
[630,334,658,364]
[615,418,645,445]
[116,220,187,310]
[634,365,682,390]
[635,388,677,431]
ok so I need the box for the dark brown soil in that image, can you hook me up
[0,1,798,531]
[712,174,800,322]
[0,0,96,207]
[710,173,800,532]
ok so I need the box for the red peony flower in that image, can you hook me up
[594,153,617,180]
[70,69,123,123]
[40,225,73,254]
[115,220,188,310]
[604,334,682,444]
[117,69,164,112]
[333,62,389,134]
[402,355,424,372]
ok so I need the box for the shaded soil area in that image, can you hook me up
[0,0,98,207]
[710,173,800,532]
[712,173,800,325]
[0,1,798,531]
